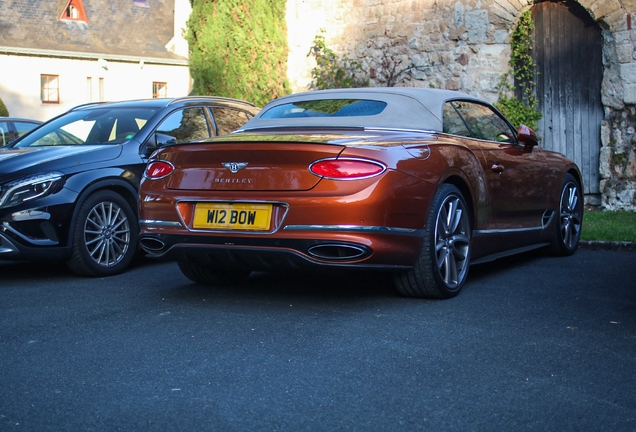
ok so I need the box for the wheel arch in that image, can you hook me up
[64,176,139,246]
[441,175,476,229]
[567,167,584,191]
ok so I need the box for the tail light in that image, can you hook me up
[309,158,386,180]
[145,160,175,179]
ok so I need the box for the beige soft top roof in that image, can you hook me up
[240,87,486,133]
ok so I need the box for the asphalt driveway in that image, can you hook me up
[1,247,635,431]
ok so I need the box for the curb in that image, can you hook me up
[579,240,636,252]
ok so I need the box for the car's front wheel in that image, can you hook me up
[178,261,251,286]
[548,173,583,256]
[394,184,472,299]
[66,190,138,277]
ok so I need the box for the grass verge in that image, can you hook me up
[581,209,636,242]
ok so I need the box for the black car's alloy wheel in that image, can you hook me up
[66,190,138,277]
[394,184,472,299]
[549,173,583,256]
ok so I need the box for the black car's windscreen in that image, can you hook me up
[260,99,387,119]
[13,107,159,147]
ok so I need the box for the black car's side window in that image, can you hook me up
[0,121,10,146]
[156,107,211,144]
[210,107,252,136]
[14,122,39,137]
[450,101,517,143]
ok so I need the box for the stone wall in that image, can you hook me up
[285,0,636,211]
[600,16,636,210]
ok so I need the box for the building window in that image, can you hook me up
[153,82,168,98]
[59,0,89,23]
[99,78,105,101]
[41,75,60,104]
[86,77,93,102]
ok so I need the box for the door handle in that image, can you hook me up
[491,163,505,173]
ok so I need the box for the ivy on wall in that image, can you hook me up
[495,10,542,131]
[186,0,290,107]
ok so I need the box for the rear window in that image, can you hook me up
[261,99,387,119]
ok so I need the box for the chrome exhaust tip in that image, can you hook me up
[307,244,369,261]
[139,237,166,252]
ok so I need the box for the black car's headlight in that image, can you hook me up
[0,172,64,209]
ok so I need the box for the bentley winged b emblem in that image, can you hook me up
[222,162,248,173]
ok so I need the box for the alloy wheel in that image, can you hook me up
[559,180,582,250]
[434,194,471,289]
[83,201,131,267]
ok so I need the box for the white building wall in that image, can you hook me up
[0,54,191,121]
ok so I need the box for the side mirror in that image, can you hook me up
[155,132,177,147]
[142,133,177,158]
[517,124,539,148]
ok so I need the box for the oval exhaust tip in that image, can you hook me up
[139,237,166,252]
[307,244,369,261]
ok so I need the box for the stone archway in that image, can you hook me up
[530,0,604,197]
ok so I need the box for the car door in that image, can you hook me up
[447,100,550,232]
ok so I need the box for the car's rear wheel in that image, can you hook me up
[178,261,251,286]
[394,184,472,299]
[548,173,583,256]
[66,190,138,277]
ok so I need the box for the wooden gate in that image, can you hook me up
[530,0,603,195]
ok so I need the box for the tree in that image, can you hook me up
[186,0,290,107]
[0,98,9,117]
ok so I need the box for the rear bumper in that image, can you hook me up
[139,227,423,272]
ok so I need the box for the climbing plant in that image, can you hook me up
[495,10,542,131]
[186,0,290,107]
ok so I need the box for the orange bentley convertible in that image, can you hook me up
[138,88,583,299]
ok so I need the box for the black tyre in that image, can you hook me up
[66,190,138,277]
[178,261,251,286]
[394,184,472,299]
[548,173,583,256]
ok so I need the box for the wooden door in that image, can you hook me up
[530,0,603,194]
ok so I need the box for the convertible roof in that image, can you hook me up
[240,88,486,133]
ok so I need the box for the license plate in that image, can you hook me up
[193,203,272,231]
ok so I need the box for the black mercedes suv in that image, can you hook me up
[0,96,259,277]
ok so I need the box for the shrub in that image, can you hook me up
[308,31,368,90]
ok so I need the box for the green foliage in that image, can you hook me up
[495,94,541,131]
[0,98,9,117]
[582,210,636,242]
[308,31,369,90]
[186,0,290,107]
[496,10,541,130]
